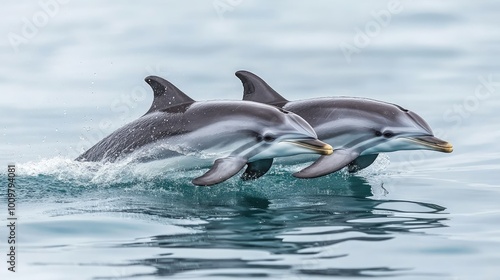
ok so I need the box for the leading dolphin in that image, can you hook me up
[235,70,453,178]
[76,75,332,185]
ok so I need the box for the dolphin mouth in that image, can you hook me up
[407,136,453,153]
[285,139,333,155]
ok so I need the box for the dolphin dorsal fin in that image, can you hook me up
[144,75,195,114]
[235,70,288,107]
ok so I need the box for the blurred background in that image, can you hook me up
[1,0,499,163]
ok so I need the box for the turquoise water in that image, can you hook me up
[1,1,500,279]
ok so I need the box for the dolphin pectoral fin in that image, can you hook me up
[192,157,247,186]
[241,159,274,181]
[293,149,359,178]
[348,154,379,173]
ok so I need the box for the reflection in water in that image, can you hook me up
[107,175,448,279]
[15,167,449,279]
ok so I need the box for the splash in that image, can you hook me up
[17,156,203,186]
[13,152,393,204]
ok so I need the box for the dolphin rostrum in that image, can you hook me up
[76,75,333,185]
[235,70,453,178]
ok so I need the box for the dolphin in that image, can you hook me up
[76,75,333,185]
[235,70,453,178]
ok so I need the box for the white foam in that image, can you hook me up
[16,156,200,186]
[18,156,99,181]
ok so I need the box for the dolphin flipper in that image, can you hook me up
[348,154,378,173]
[241,159,274,181]
[293,149,359,178]
[192,157,247,186]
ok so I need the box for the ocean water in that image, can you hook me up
[1,1,500,279]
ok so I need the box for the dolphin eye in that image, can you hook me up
[383,132,394,138]
[375,131,383,137]
[263,135,276,142]
[277,108,289,114]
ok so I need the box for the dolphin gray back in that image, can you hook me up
[76,75,293,162]
[235,70,432,136]
[76,76,197,162]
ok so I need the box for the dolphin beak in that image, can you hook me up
[285,139,333,155]
[407,135,453,153]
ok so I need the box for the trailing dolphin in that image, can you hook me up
[76,75,332,185]
[235,70,453,178]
